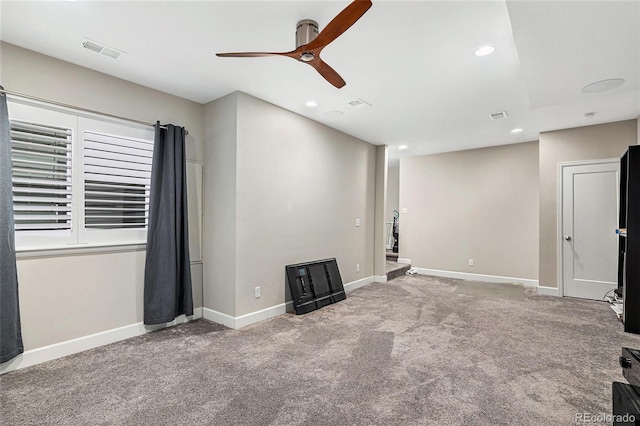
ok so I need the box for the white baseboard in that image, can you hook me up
[0,308,203,375]
[203,276,376,330]
[414,268,539,288]
[235,302,293,329]
[201,307,237,329]
[345,275,375,291]
[537,286,560,296]
[397,258,411,264]
[203,301,295,330]
[374,275,388,283]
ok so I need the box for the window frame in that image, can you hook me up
[8,100,155,252]
[77,117,153,245]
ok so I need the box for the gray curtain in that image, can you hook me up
[0,86,24,363]
[144,123,193,324]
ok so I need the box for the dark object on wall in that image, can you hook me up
[286,258,346,315]
[620,146,640,334]
[618,150,629,298]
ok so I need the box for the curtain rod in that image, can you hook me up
[0,88,189,135]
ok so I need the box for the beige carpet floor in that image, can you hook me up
[2,274,640,425]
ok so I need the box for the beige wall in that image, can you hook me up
[2,43,204,350]
[374,146,388,277]
[539,120,638,288]
[387,166,399,223]
[17,250,144,348]
[202,93,238,315]
[204,92,376,317]
[400,141,539,280]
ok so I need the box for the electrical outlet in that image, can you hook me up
[356,263,360,273]
[254,286,261,298]
[402,208,408,214]
[468,259,474,267]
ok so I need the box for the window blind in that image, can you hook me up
[10,120,73,231]
[83,131,153,229]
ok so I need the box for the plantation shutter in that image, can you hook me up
[10,120,73,231]
[83,131,153,229]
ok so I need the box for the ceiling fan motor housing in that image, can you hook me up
[296,20,319,48]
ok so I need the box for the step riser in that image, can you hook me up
[387,265,410,281]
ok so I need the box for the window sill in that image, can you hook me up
[16,242,147,259]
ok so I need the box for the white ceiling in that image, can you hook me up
[1,1,639,165]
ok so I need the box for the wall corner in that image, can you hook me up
[374,145,389,277]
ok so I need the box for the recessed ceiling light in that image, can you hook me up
[305,100,318,107]
[398,145,408,150]
[510,128,523,134]
[581,78,625,94]
[474,44,495,57]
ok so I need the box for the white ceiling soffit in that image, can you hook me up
[506,0,640,131]
[0,1,639,165]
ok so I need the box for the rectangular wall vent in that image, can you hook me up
[82,39,124,60]
[489,111,508,120]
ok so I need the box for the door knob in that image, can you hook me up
[565,236,572,241]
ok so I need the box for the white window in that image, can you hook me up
[11,120,73,232]
[8,101,154,250]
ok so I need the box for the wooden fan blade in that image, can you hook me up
[309,59,346,88]
[305,0,372,51]
[216,52,288,58]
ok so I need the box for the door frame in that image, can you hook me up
[557,158,619,297]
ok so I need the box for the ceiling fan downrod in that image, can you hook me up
[296,20,319,62]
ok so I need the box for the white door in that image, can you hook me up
[562,161,619,300]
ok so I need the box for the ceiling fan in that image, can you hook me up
[216,0,373,89]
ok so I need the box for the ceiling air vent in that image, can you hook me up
[489,111,508,120]
[82,38,124,59]
[82,40,103,53]
[100,47,122,59]
[349,99,372,109]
